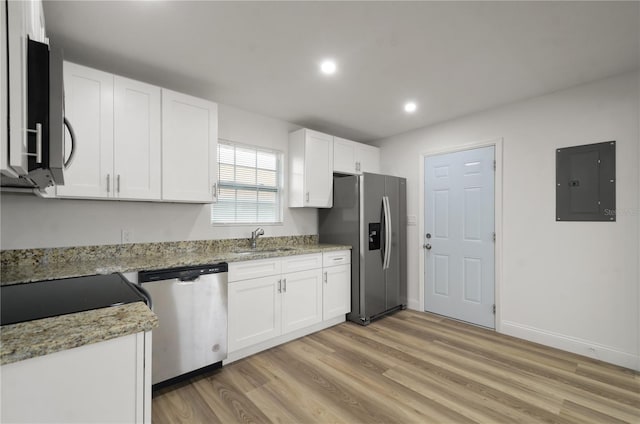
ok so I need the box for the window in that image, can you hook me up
[211,140,282,224]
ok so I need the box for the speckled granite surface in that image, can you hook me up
[1,236,351,285]
[0,236,351,365]
[1,302,158,365]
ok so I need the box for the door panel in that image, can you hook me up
[56,63,113,198]
[281,269,323,334]
[424,146,495,328]
[360,173,386,319]
[304,130,333,207]
[161,89,217,202]
[384,176,401,309]
[114,76,161,200]
[228,276,281,352]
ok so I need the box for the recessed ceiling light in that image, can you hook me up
[320,60,337,75]
[404,102,417,113]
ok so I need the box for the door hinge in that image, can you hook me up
[493,160,496,171]
[492,304,496,314]
[492,232,496,242]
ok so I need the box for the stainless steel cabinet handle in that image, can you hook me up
[305,192,309,202]
[324,272,328,283]
[26,123,43,163]
[106,174,111,193]
[283,278,287,293]
[117,174,121,193]
[278,279,282,293]
[212,183,217,199]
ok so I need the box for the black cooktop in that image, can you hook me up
[1,273,147,326]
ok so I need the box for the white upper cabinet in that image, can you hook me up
[288,128,333,208]
[57,64,162,200]
[114,76,161,200]
[2,0,47,178]
[332,137,357,175]
[161,89,218,203]
[55,63,218,203]
[333,136,380,175]
[356,143,380,174]
[56,63,114,199]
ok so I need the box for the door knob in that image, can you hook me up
[423,244,432,250]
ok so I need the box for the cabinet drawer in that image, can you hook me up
[281,253,322,274]
[229,259,281,282]
[323,250,351,267]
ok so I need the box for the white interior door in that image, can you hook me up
[424,146,495,328]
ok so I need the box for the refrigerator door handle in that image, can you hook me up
[383,196,392,270]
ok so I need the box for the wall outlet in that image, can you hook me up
[121,229,133,244]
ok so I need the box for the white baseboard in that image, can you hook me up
[407,299,421,311]
[501,320,639,371]
[224,315,345,365]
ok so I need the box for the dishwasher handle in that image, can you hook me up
[179,272,201,282]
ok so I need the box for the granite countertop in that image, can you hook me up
[1,302,158,366]
[1,243,351,285]
[0,242,350,366]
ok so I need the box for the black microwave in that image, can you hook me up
[1,39,75,192]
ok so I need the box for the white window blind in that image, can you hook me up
[211,141,282,224]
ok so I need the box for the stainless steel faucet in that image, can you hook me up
[250,227,265,249]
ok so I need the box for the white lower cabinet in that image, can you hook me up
[227,250,350,362]
[228,275,282,351]
[322,250,352,320]
[281,268,323,334]
[323,264,351,320]
[1,331,152,423]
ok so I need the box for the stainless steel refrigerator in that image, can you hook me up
[319,173,407,325]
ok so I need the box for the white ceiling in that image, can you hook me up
[43,1,639,143]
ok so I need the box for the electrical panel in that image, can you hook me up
[556,141,616,222]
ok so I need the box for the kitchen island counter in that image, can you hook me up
[1,301,157,365]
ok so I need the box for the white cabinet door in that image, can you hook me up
[332,137,380,175]
[357,143,381,174]
[56,63,114,198]
[289,129,333,208]
[323,264,351,320]
[1,332,147,423]
[228,275,282,352]
[161,89,218,203]
[281,268,323,334]
[304,130,333,207]
[333,136,357,174]
[114,76,161,200]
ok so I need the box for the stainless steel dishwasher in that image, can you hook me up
[139,263,227,386]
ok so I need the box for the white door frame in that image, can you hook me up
[418,138,504,331]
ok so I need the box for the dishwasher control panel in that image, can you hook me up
[139,263,228,282]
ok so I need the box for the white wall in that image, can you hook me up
[0,104,317,249]
[374,71,639,370]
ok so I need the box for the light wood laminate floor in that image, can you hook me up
[152,310,639,423]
